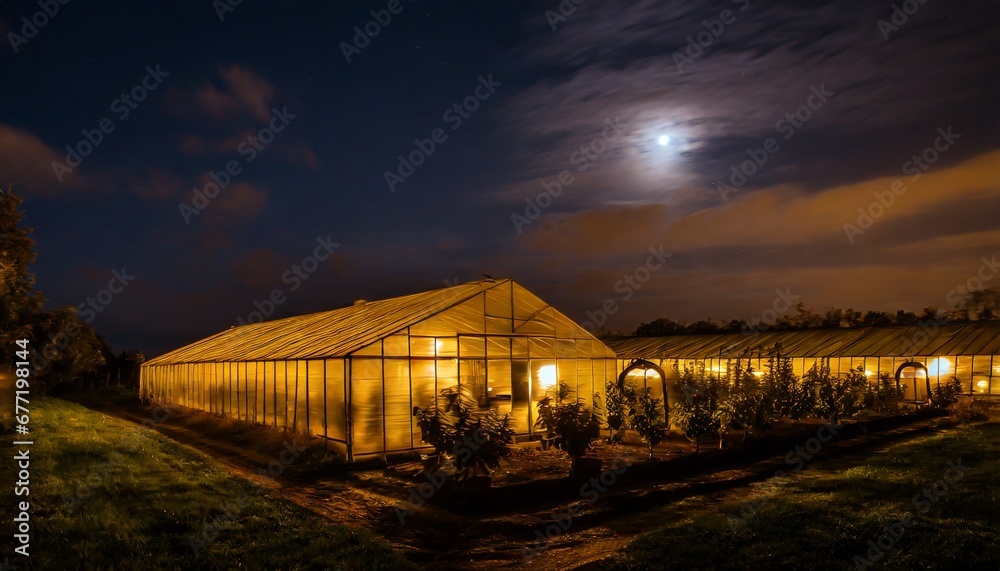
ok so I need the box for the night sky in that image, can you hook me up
[1,0,998,356]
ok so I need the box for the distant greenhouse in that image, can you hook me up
[140,279,617,460]
[607,320,1000,406]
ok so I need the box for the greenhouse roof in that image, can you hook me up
[607,320,1000,360]
[145,279,607,365]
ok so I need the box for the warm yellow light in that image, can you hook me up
[976,380,988,390]
[865,370,875,377]
[928,358,951,376]
[435,340,443,353]
[752,371,764,378]
[538,365,557,389]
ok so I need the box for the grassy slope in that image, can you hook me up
[6,397,413,570]
[608,419,1000,570]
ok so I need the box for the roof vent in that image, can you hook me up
[353,299,367,306]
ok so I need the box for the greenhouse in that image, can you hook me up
[608,320,1000,404]
[140,279,617,460]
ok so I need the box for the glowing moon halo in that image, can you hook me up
[657,135,671,146]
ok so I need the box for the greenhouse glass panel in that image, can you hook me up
[409,336,436,358]
[383,359,412,451]
[351,358,384,455]
[410,359,436,445]
[383,335,409,357]
[510,360,530,433]
[308,360,325,436]
[294,360,308,432]
[325,359,347,442]
[487,359,512,417]
[274,361,287,428]
[487,336,512,359]
[460,337,485,358]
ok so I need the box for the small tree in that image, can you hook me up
[864,373,903,414]
[414,386,515,481]
[604,379,636,443]
[717,359,773,441]
[631,387,668,459]
[673,367,721,452]
[811,364,868,424]
[768,347,815,420]
[534,382,602,475]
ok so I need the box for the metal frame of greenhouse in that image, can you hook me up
[608,320,1000,403]
[140,279,617,461]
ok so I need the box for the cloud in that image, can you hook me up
[167,65,275,124]
[0,123,82,196]
[203,181,268,225]
[230,247,291,289]
[519,148,1000,257]
[178,132,252,156]
[126,168,184,200]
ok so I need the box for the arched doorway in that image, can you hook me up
[895,361,932,403]
[619,359,669,424]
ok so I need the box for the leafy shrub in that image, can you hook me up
[930,376,964,409]
[534,382,602,474]
[717,359,773,442]
[948,398,987,424]
[768,350,815,420]
[810,363,868,424]
[863,373,904,414]
[413,386,515,481]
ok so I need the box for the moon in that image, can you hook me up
[657,135,671,146]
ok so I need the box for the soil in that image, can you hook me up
[69,393,951,570]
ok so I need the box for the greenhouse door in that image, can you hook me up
[896,362,931,403]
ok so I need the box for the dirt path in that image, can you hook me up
[73,398,951,570]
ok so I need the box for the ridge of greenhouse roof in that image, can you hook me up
[145,278,514,365]
[606,320,1000,360]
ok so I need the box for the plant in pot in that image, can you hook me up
[535,382,603,477]
[414,386,515,489]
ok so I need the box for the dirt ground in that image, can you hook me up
[71,394,949,570]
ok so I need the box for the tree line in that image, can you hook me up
[631,296,1000,337]
[1,184,143,394]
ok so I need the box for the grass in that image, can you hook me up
[2,396,414,570]
[607,415,1000,570]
